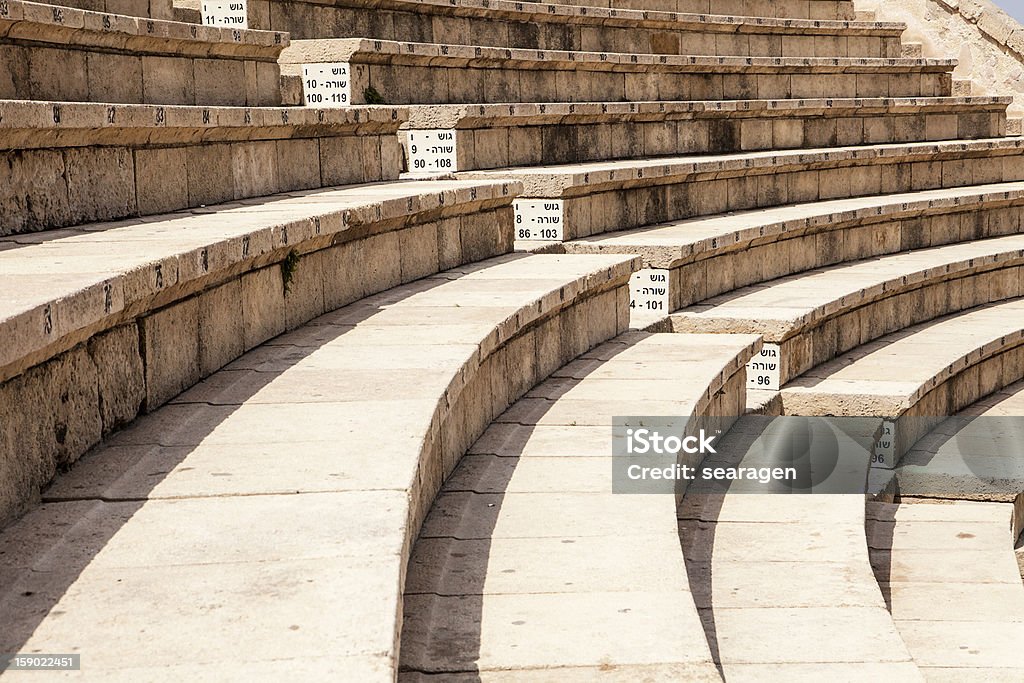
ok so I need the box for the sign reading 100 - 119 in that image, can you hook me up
[302,63,351,107]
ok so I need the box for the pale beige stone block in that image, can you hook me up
[141,298,201,410]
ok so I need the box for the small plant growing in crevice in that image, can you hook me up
[363,86,386,104]
[281,249,301,295]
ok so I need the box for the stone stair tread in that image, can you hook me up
[570,180,1024,265]
[0,178,516,379]
[679,415,919,673]
[400,331,759,678]
[866,499,1024,673]
[782,298,1024,410]
[671,233,1024,336]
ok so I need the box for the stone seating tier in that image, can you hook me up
[52,0,172,20]
[518,0,857,20]
[0,102,406,234]
[568,181,1024,313]
[0,0,286,105]
[781,298,1024,466]
[399,97,1009,172]
[249,0,903,56]
[670,233,1024,385]
[460,138,1024,241]
[0,177,522,524]
[1,251,637,680]
[897,379,1024,507]
[279,39,955,106]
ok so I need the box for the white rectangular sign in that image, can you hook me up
[201,0,247,28]
[406,130,458,175]
[301,63,351,107]
[747,343,781,392]
[872,419,896,469]
[629,269,670,316]
[514,200,564,241]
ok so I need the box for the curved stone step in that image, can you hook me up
[782,298,1024,467]
[0,0,286,105]
[460,138,1024,242]
[567,181,1024,314]
[895,379,1024,517]
[867,499,1024,679]
[279,39,955,106]
[680,415,922,679]
[254,0,902,56]
[401,97,1009,174]
[400,331,760,679]
[518,0,857,21]
[0,251,636,679]
[0,177,519,522]
[670,233,1024,386]
[0,101,407,235]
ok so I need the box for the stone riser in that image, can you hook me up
[520,0,857,20]
[0,0,287,105]
[0,193,519,525]
[1,134,404,235]
[404,107,1006,172]
[284,62,952,105]
[0,43,280,106]
[547,150,1024,240]
[254,0,900,57]
[682,253,1024,386]
[50,0,174,19]
[643,195,1024,313]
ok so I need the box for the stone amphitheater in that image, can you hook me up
[2,0,1024,678]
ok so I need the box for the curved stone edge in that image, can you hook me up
[0,179,520,525]
[671,233,1024,383]
[780,299,1024,465]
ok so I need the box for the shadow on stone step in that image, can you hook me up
[865,503,897,612]
[398,341,634,679]
[0,274,456,660]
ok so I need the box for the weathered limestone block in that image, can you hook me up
[141,298,201,411]
[197,281,245,377]
[88,324,145,434]
[241,266,287,351]
[0,347,101,524]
